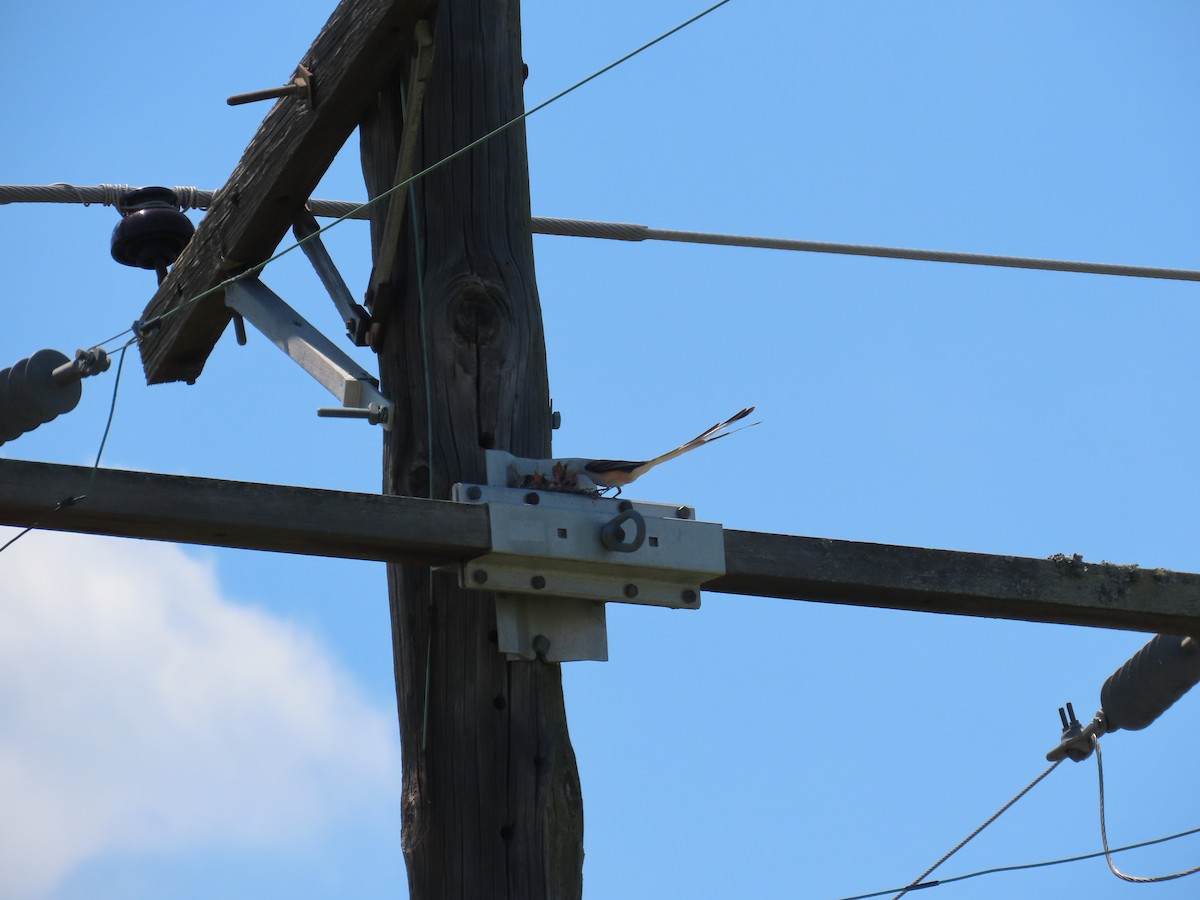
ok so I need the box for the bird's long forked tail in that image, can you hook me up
[642,405,759,472]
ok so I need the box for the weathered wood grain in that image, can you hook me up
[713,529,1200,634]
[363,0,584,895]
[0,458,489,562]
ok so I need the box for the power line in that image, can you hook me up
[543,219,1200,284]
[1094,738,1200,884]
[834,739,1200,900]
[835,823,1200,900]
[890,759,1062,899]
[7,185,1199,286]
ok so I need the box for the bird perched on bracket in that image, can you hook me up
[549,406,758,496]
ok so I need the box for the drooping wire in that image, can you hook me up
[0,337,134,556]
[889,759,1063,899]
[90,338,133,470]
[832,823,1200,900]
[1095,737,1200,883]
[13,186,1200,287]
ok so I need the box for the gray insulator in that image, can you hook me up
[0,349,82,446]
[1100,634,1200,733]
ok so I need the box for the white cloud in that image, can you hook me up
[0,530,400,899]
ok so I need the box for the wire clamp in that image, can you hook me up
[1045,701,1106,762]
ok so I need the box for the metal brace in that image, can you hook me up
[293,211,373,347]
[224,276,392,428]
[452,450,726,662]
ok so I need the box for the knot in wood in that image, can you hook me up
[450,278,508,347]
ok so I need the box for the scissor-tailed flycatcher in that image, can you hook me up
[553,406,757,495]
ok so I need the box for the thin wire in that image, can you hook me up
[562,220,1200,284]
[91,339,132,469]
[0,338,132,556]
[890,759,1063,899]
[105,0,736,363]
[1095,737,1200,883]
[832,824,1200,900]
[0,526,35,555]
[397,73,439,755]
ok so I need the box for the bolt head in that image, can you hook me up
[472,569,488,585]
[623,583,639,599]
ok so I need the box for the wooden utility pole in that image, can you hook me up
[360,1,584,896]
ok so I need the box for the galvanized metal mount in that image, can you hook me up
[453,450,727,662]
[224,276,392,428]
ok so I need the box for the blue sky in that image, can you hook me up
[2,1,1199,897]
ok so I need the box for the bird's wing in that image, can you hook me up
[584,459,644,475]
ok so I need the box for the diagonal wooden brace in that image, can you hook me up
[364,19,436,322]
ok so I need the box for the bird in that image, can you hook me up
[551,406,758,495]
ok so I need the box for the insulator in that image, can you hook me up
[110,186,195,272]
[0,349,84,446]
[1100,634,1200,732]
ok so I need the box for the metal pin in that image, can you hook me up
[232,312,248,346]
[316,402,388,426]
[228,65,313,109]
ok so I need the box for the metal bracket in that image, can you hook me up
[453,449,726,662]
[456,483,724,607]
[224,276,392,428]
[292,211,373,347]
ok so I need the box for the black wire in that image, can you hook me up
[832,824,1200,900]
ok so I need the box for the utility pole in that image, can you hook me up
[360,1,584,896]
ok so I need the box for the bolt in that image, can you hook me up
[524,491,540,505]
[623,583,639,599]
[227,83,304,106]
[531,575,546,590]
[532,634,551,657]
[472,569,488,585]
[676,506,693,520]
[466,485,482,501]
[681,589,698,604]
